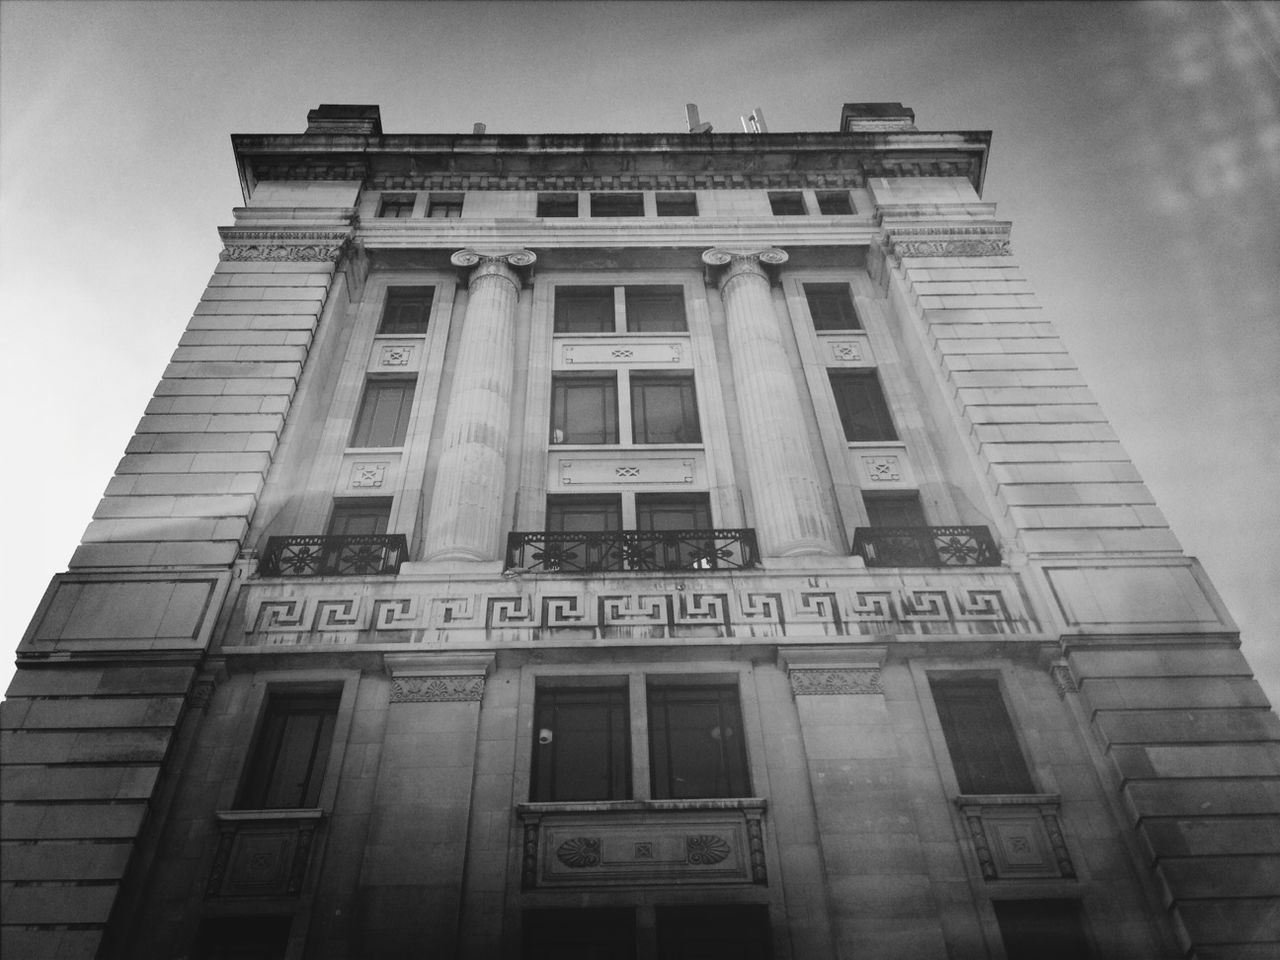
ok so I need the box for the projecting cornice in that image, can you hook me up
[877,221,1013,260]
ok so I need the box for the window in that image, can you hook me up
[656,191,698,216]
[636,493,711,531]
[631,375,700,443]
[537,192,579,217]
[523,908,636,960]
[546,494,622,533]
[816,190,855,215]
[427,192,463,218]
[591,192,644,217]
[379,286,433,334]
[194,916,291,960]
[656,906,771,960]
[327,499,391,536]
[768,191,806,215]
[351,378,415,447]
[238,691,339,809]
[863,493,926,527]
[551,376,619,444]
[829,371,897,442]
[804,282,860,331]
[930,677,1035,794]
[993,900,1093,960]
[554,286,615,333]
[377,194,415,218]
[648,684,750,799]
[625,285,686,332]
[531,685,631,801]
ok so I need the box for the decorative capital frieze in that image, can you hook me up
[789,667,883,696]
[701,247,788,290]
[877,221,1012,262]
[218,228,352,262]
[390,675,486,703]
[451,248,536,289]
[1049,662,1078,699]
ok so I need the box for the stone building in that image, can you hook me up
[3,102,1277,960]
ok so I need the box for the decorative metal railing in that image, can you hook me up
[852,526,1001,568]
[259,535,409,577]
[505,529,760,574]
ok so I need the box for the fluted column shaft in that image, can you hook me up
[705,248,838,556]
[424,250,534,561]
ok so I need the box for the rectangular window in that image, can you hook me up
[327,499,391,537]
[829,371,897,442]
[531,685,631,801]
[523,908,636,960]
[546,494,622,533]
[554,286,615,334]
[195,916,291,960]
[655,191,698,216]
[648,684,750,799]
[427,192,463,218]
[537,192,579,217]
[551,375,619,444]
[636,493,711,531]
[993,900,1093,960]
[930,677,1036,794]
[351,378,415,447]
[804,282,860,331]
[625,285,686,332]
[768,191,806,215]
[377,194,415,218]
[591,192,644,217]
[379,286,434,335]
[631,375,700,444]
[656,906,771,960]
[238,691,339,809]
[864,493,927,528]
[816,190,855,215]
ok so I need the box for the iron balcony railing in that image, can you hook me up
[505,529,760,574]
[852,526,1001,568]
[259,534,409,577]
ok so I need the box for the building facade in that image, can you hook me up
[3,103,1277,960]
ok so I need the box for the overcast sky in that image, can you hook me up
[1,0,1277,701]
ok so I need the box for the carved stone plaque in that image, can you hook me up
[559,340,686,367]
[559,458,695,486]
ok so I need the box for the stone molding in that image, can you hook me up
[877,222,1012,261]
[1050,662,1079,698]
[789,667,883,696]
[389,675,486,702]
[955,795,1075,881]
[218,228,352,262]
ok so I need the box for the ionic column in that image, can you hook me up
[423,249,535,561]
[703,247,838,556]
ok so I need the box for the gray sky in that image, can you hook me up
[2,0,1277,701]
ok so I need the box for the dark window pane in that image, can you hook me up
[239,692,339,809]
[546,495,622,533]
[555,286,616,333]
[378,195,415,218]
[379,286,434,334]
[864,494,927,528]
[625,285,686,332]
[551,376,619,444]
[804,283,860,331]
[994,900,1093,960]
[327,499,391,537]
[537,192,579,217]
[351,379,415,446]
[656,191,698,216]
[829,371,897,442]
[768,191,806,215]
[531,687,631,801]
[655,906,771,960]
[195,917,291,960]
[636,493,711,531]
[930,678,1035,794]
[591,193,644,217]
[816,191,855,215]
[427,193,463,218]
[523,908,636,960]
[631,376,700,444]
[648,685,750,799]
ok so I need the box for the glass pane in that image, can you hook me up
[864,495,926,527]
[380,287,433,334]
[532,688,630,801]
[352,380,414,447]
[552,377,618,443]
[994,900,1093,960]
[636,494,711,531]
[631,377,700,443]
[327,500,391,537]
[829,372,896,442]
[546,496,621,532]
[804,283,859,331]
[930,678,1035,794]
[656,192,698,216]
[555,287,615,333]
[537,193,579,217]
[648,686,749,799]
[816,191,854,215]
[625,285,686,332]
[591,193,644,217]
[239,693,338,809]
[768,191,805,215]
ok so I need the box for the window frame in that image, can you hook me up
[537,192,580,217]
[530,682,632,802]
[426,192,464,218]
[829,370,898,443]
[236,689,341,810]
[377,193,416,218]
[992,899,1094,960]
[804,282,861,331]
[327,498,393,537]
[863,492,927,528]
[553,283,688,334]
[815,190,855,215]
[350,377,416,448]
[655,191,698,217]
[647,682,752,800]
[629,373,701,444]
[550,374,620,445]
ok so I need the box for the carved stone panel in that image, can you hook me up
[851,444,916,489]
[819,332,874,366]
[374,342,417,369]
[207,811,321,898]
[556,456,698,487]
[557,339,688,368]
[338,453,399,494]
[956,795,1076,881]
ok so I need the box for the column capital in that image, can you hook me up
[701,246,788,289]
[451,248,536,288]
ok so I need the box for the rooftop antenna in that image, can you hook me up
[741,107,767,134]
[472,122,487,135]
[685,103,713,134]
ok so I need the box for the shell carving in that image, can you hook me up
[555,837,602,868]
[685,834,731,865]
